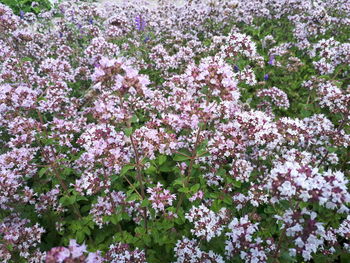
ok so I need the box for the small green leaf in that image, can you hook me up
[300,109,311,118]
[178,187,189,193]
[157,155,167,166]
[76,195,88,202]
[38,167,49,177]
[21,57,33,62]
[127,193,141,201]
[173,154,191,161]
[63,167,73,176]
[124,127,133,137]
[81,205,91,213]
[159,164,173,172]
[198,122,206,129]
[232,180,241,188]
[145,165,157,174]
[263,206,274,214]
[326,146,337,153]
[173,178,184,186]
[60,195,76,206]
[76,231,85,243]
[141,199,150,207]
[130,115,138,123]
[190,184,200,192]
[120,164,135,176]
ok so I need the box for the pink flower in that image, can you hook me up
[69,239,87,258]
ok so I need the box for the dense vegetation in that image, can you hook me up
[0,0,51,15]
[0,0,350,262]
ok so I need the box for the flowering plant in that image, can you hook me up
[0,0,350,262]
[0,0,51,15]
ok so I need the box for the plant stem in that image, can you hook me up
[129,133,148,232]
[10,39,82,220]
[176,126,204,212]
[318,114,348,168]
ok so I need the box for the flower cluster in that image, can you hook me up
[147,182,176,213]
[257,86,290,110]
[275,209,327,261]
[185,205,230,242]
[174,237,224,263]
[225,216,273,262]
[266,160,350,212]
[104,243,146,263]
[46,239,103,263]
[0,214,45,262]
[0,0,349,262]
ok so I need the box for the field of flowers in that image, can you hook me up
[1,0,350,262]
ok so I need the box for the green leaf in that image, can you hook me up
[300,109,311,118]
[76,195,88,202]
[130,115,138,123]
[232,180,241,188]
[120,164,135,176]
[145,165,157,174]
[110,214,122,224]
[190,184,200,192]
[198,122,206,129]
[217,168,226,177]
[38,167,49,177]
[62,167,73,176]
[326,146,337,153]
[82,226,91,235]
[197,151,210,157]
[280,251,297,262]
[173,154,191,161]
[178,187,189,193]
[159,164,173,172]
[60,195,76,206]
[76,231,85,243]
[264,206,275,214]
[141,199,150,207]
[157,155,167,166]
[81,205,91,213]
[341,253,350,263]
[37,96,48,102]
[21,56,33,62]
[173,178,184,186]
[124,127,133,137]
[95,229,111,244]
[127,193,141,201]
[223,195,232,205]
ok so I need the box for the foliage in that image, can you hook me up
[0,0,51,15]
[0,0,350,262]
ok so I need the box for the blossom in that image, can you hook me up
[147,182,176,213]
[185,205,229,242]
[135,15,146,31]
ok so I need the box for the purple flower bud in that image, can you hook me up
[264,74,269,81]
[144,36,150,43]
[20,10,25,19]
[89,18,94,25]
[268,55,275,65]
[233,65,239,72]
[135,15,146,31]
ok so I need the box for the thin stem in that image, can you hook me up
[9,38,82,219]
[129,133,148,233]
[273,203,300,262]
[318,114,348,168]
[176,126,204,212]
[123,174,143,200]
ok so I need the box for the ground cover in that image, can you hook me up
[0,0,350,262]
